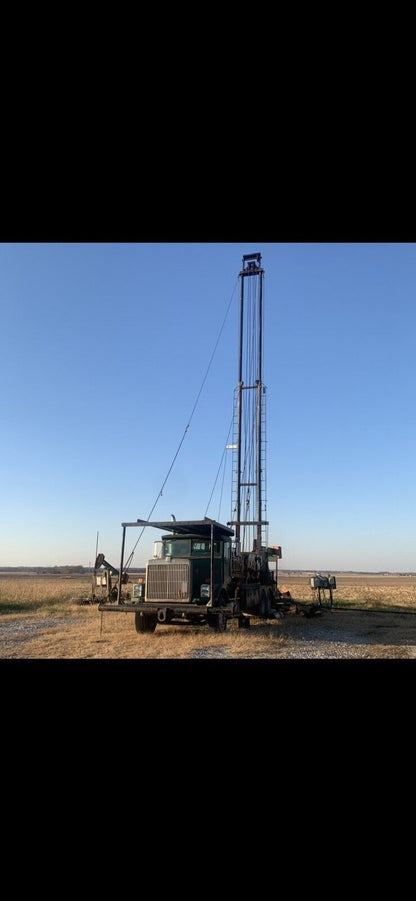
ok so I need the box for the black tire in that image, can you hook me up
[216,612,227,632]
[135,612,157,634]
[259,589,270,618]
[207,590,228,631]
[207,611,227,632]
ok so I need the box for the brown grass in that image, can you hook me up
[0,574,92,615]
[2,572,416,659]
[283,573,416,612]
[280,573,416,612]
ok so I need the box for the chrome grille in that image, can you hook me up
[146,563,190,601]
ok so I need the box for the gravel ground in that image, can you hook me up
[0,616,81,640]
[0,615,83,657]
[275,607,416,658]
[1,605,416,658]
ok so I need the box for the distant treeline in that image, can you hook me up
[1,566,414,576]
[281,569,416,576]
[0,565,146,574]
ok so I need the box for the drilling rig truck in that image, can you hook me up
[96,252,291,632]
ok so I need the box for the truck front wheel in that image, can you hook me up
[135,611,157,634]
[216,611,227,632]
[207,611,227,632]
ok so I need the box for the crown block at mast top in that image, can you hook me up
[240,252,265,276]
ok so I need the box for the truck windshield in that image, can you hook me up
[163,539,221,557]
[163,540,191,557]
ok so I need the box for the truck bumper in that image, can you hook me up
[98,602,232,615]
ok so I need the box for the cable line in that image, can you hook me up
[124,276,239,569]
[204,414,233,519]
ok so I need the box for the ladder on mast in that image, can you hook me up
[229,252,268,554]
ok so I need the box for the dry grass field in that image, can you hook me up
[2,571,416,659]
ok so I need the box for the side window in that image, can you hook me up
[192,541,208,554]
[191,540,222,556]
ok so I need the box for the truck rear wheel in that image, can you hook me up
[259,589,270,618]
[135,612,157,634]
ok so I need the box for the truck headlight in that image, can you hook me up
[200,583,210,601]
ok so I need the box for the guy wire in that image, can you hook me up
[125,277,239,568]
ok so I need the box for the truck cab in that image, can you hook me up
[99,518,239,632]
[149,532,233,606]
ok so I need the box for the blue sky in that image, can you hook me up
[1,242,415,572]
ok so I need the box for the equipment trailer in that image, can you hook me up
[98,252,293,633]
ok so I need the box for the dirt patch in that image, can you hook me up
[1,605,416,659]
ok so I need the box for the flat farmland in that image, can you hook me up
[1,571,416,659]
[278,572,416,611]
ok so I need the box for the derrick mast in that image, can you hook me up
[229,252,268,555]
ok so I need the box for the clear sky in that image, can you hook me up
[1,241,415,572]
